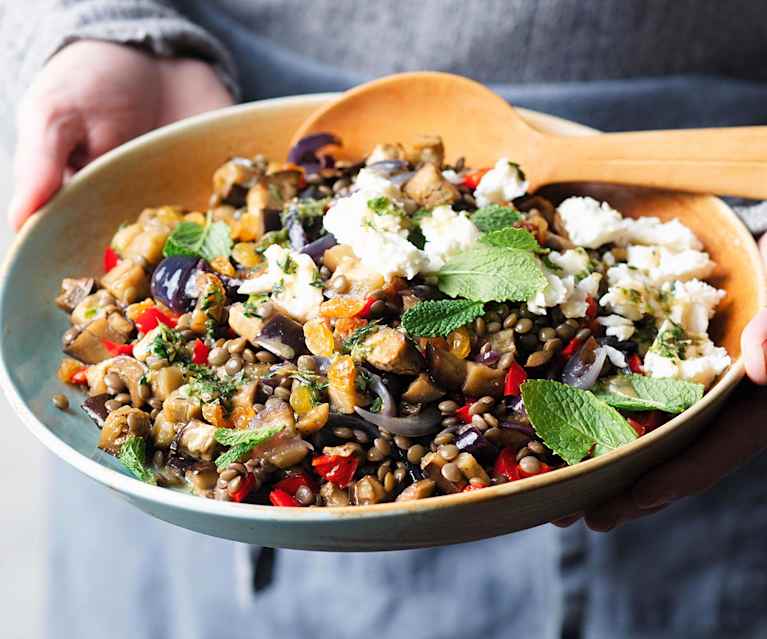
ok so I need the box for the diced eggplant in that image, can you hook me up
[122,228,168,266]
[320,481,350,506]
[136,206,185,234]
[487,329,516,358]
[322,245,355,272]
[463,361,506,398]
[403,134,445,166]
[288,133,341,173]
[426,345,467,391]
[420,451,466,493]
[212,157,266,207]
[455,426,497,463]
[56,277,95,313]
[301,234,337,265]
[228,302,265,345]
[162,390,202,422]
[365,143,405,165]
[150,256,201,313]
[101,260,149,304]
[151,366,184,402]
[98,406,151,454]
[404,163,459,208]
[63,314,132,365]
[401,373,445,404]
[353,476,386,505]
[363,327,422,375]
[81,394,111,428]
[71,293,110,326]
[396,479,436,501]
[189,272,227,333]
[152,411,180,449]
[455,452,491,485]
[86,355,149,406]
[252,397,296,432]
[178,419,218,461]
[256,314,308,360]
[246,170,303,215]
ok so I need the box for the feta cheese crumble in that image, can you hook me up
[421,205,481,271]
[557,197,626,249]
[626,245,714,284]
[474,158,528,207]
[238,245,323,322]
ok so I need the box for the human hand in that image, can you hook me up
[8,40,234,230]
[554,234,767,532]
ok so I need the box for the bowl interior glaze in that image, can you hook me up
[0,94,763,551]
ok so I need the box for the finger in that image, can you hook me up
[742,308,767,384]
[632,383,767,509]
[551,512,583,528]
[9,107,85,230]
[585,493,668,532]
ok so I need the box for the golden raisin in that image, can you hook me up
[230,405,255,430]
[296,403,330,435]
[232,242,262,268]
[57,358,84,383]
[320,296,366,319]
[327,355,358,414]
[448,326,472,359]
[238,213,264,242]
[210,256,236,277]
[303,318,335,356]
[290,384,316,416]
[334,317,367,343]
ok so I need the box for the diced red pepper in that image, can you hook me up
[561,337,583,361]
[456,403,473,424]
[517,462,551,479]
[312,454,359,488]
[628,410,663,436]
[103,246,119,273]
[494,447,519,481]
[70,368,89,385]
[269,488,301,507]
[628,418,646,437]
[102,339,134,356]
[628,353,644,374]
[585,295,598,320]
[463,482,488,492]
[273,471,317,496]
[229,472,256,502]
[355,296,377,320]
[463,168,490,189]
[135,307,177,334]
[503,361,528,396]
[192,339,210,365]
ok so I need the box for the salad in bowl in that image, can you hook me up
[53,133,730,508]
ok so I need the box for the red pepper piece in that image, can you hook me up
[356,296,377,319]
[503,361,528,396]
[628,410,663,436]
[456,403,473,424]
[268,488,301,507]
[628,418,646,437]
[493,447,519,481]
[628,353,644,374]
[135,307,177,334]
[192,339,210,365]
[103,246,119,273]
[70,368,89,385]
[463,482,488,492]
[561,337,583,361]
[463,168,490,189]
[312,454,359,488]
[586,295,598,320]
[102,339,134,356]
[517,462,552,479]
[273,472,317,496]
[229,472,256,503]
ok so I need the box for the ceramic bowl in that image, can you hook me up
[1,94,764,551]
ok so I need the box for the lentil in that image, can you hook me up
[438,444,459,461]
[441,462,463,483]
[519,456,541,474]
[52,394,69,410]
[438,400,459,415]
[514,318,533,334]
[407,444,426,464]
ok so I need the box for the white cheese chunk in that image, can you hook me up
[557,197,626,249]
[547,248,590,276]
[621,216,702,251]
[626,245,714,284]
[596,314,635,341]
[238,245,322,322]
[474,158,528,207]
[665,279,726,334]
[421,205,481,271]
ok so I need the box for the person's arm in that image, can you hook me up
[2,0,237,229]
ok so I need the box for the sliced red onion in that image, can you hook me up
[354,405,441,437]
[301,234,337,264]
[476,350,500,366]
[500,421,535,437]
[455,426,497,462]
[602,345,627,369]
[366,160,410,176]
[561,337,607,390]
[364,370,396,417]
[287,133,341,173]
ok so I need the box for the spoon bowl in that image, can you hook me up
[293,71,767,198]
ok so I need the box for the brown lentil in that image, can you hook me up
[474,317,487,336]
[514,318,534,334]
[105,399,122,412]
[206,346,229,366]
[482,412,499,428]
[516,446,531,462]
[138,383,152,401]
[227,337,247,354]
[383,472,396,493]
[148,398,163,410]
[377,461,392,482]
[242,349,255,364]
[255,350,276,363]
[104,372,125,392]
[503,312,519,329]
[52,394,69,410]
[441,416,460,427]
[295,485,315,506]
[273,386,291,401]
[373,437,392,456]
[438,444,459,461]
[434,432,455,446]
[471,414,488,430]
[406,444,426,464]
[526,350,553,368]
[353,429,369,444]
[528,441,546,455]
[487,321,502,334]
[393,435,411,450]
[296,355,316,371]
[544,338,563,352]
[518,456,541,474]
[367,447,385,462]
[556,323,576,340]
[441,462,463,483]
[225,356,244,376]
[538,327,557,342]
[438,400,459,415]
[485,427,502,443]
[498,352,516,369]
[333,426,353,439]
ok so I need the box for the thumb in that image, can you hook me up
[741,307,767,384]
[8,108,85,231]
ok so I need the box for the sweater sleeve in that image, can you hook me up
[0,0,240,107]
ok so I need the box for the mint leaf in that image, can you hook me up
[164,219,233,261]
[117,436,156,484]
[401,299,484,337]
[480,227,543,252]
[521,380,637,465]
[213,425,284,470]
[471,205,521,232]
[593,374,703,414]
[437,245,547,302]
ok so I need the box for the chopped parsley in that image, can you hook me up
[243,293,270,318]
[279,254,298,275]
[367,196,405,219]
[650,321,691,360]
[256,229,290,254]
[186,363,245,404]
[342,320,381,354]
[310,271,325,289]
[369,396,383,413]
[150,326,189,364]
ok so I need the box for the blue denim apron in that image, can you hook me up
[46,9,767,638]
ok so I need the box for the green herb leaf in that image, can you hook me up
[437,245,547,302]
[213,425,285,470]
[186,364,244,403]
[401,299,485,337]
[648,320,691,360]
[163,219,233,261]
[117,436,156,484]
[479,227,543,252]
[593,374,704,414]
[471,205,521,232]
[521,380,638,465]
[342,319,382,353]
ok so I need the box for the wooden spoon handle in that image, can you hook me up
[543,127,767,199]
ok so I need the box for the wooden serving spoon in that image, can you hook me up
[291,72,767,198]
